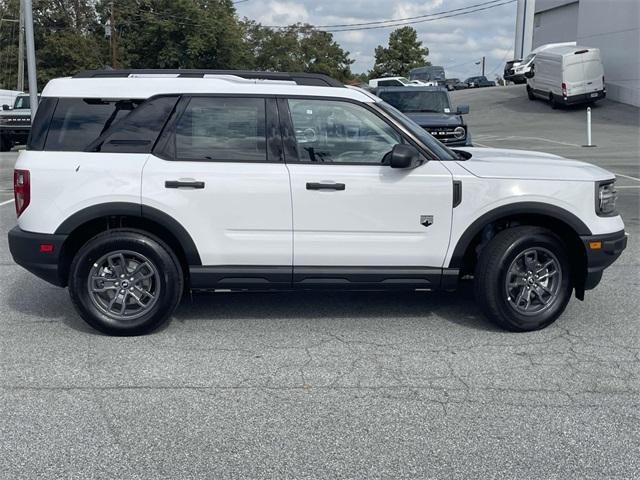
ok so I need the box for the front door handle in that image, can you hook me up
[165,180,205,189]
[306,182,346,191]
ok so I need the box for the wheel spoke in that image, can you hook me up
[88,250,161,321]
[131,261,150,278]
[107,293,119,313]
[536,260,555,274]
[537,270,557,281]
[134,285,155,300]
[533,286,551,304]
[505,246,562,315]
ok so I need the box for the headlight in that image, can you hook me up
[596,180,618,216]
[453,126,466,139]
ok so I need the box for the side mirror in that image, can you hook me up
[388,144,422,169]
[456,105,469,114]
[2,104,9,110]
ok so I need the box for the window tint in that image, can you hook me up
[378,80,402,87]
[174,97,266,162]
[89,95,179,153]
[27,97,58,151]
[378,90,451,113]
[45,98,143,151]
[288,99,401,164]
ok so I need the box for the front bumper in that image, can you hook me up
[8,227,68,287]
[580,229,627,290]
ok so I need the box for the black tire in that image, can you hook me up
[69,229,183,335]
[474,226,572,332]
[0,134,11,152]
[550,93,559,109]
[527,86,535,101]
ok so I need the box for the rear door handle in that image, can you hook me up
[306,182,346,191]
[165,180,205,189]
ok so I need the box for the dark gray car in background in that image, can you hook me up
[375,86,472,147]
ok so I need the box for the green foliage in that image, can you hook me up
[103,0,247,70]
[0,0,357,90]
[370,26,430,78]
[242,22,353,82]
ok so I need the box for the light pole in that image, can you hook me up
[22,0,38,120]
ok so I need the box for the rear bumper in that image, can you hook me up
[581,229,627,290]
[8,227,68,287]
[561,90,606,105]
[505,73,526,83]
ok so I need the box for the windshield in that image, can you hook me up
[378,90,451,113]
[376,101,456,161]
[14,96,30,109]
[523,53,536,64]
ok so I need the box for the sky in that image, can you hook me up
[235,0,518,80]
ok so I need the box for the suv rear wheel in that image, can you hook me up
[69,229,183,335]
[527,86,535,100]
[474,226,572,331]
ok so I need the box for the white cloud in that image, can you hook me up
[236,0,518,78]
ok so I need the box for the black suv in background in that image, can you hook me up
[376,86,472,147]
[464,76,496,88]
[0,94,33,151]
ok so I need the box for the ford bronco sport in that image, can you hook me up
[8,70,627,335]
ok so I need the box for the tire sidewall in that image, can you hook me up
[492,232,572,331]
[69,232,181,335]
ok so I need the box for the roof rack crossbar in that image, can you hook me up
[73,69,343,87]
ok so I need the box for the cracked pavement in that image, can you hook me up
[1,86,639,478]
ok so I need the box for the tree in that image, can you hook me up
[370,26,429,78]
[98,0,248,70]
[1,0,106,89]
[242,22,354,81]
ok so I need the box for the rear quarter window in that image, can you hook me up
[44,98,144,151]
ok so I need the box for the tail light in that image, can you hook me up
[14,169,30,217]
[561,82,567,97]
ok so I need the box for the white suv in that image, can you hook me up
[8,70,627,335]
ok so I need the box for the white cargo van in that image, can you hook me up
[526,46,606,108]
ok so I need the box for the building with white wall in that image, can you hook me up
[529,0,639,106]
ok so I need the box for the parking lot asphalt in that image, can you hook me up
[1,87,639,479]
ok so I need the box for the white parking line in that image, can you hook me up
[473,142,492,148]
[0,198,14,206]
[614,173,640,183]
[615,185,640,189]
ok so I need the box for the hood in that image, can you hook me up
[455,147,614,182]
[404,112,463,127]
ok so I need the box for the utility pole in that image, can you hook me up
[110,1,117,69]
[17,1,25,92]
[481,56,485,76]
[22,0,38,120]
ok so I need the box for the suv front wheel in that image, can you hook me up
[474,226,572,331]
[69,229,183,335]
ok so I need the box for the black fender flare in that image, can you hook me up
[448,202,592,268]
[55,202,202,265]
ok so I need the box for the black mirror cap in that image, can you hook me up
[389,144,422,169]
[457,104,470,114]
[2,104,10,110]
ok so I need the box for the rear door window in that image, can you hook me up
[44,98,143,151]
[173,97,267,162]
